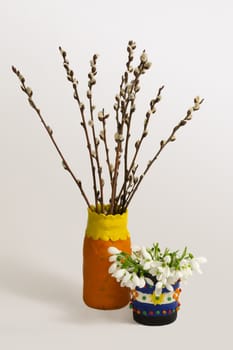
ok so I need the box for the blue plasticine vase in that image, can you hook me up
[130,279,181,326]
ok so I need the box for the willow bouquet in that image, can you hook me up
[12,41,203,215]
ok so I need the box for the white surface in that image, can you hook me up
[0,0,232,349]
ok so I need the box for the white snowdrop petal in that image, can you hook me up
[132,273,140,286]
[164,255,171,264]
[109,255,117,262]
[155,287,162,296]
[113,269,126,279]
[166,284,174,292]
[139,277,146,288]
[127,280,135,289]
[132,245,141,252]
[155,281,163,290]
[108,263,118,274]
[145,277,154,286]
[143,261,152,270]
[108,246,121,255]
[141,246,151,260]
[122,271,131,284]
[196,257,207,264]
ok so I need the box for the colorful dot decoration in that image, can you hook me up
[173,288,182,301]
[129,301,181,317]
[130,282,182,318]
[131,307,179,317]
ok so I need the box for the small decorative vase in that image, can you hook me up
[130,279,181,326]
[83,206,131,310]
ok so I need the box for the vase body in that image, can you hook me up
[83,206,131,309]
[130,280,181,325]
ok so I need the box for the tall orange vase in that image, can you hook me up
[83,206,131,309]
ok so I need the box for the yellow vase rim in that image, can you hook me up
[85,205,130,241]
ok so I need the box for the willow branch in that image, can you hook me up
[117,85,164,210]
[123,97,204,210]
[98,110,113,185]
[59,47,99,210]
[109,41,137,214]
[12,66,91,209]
[87,54,104,212]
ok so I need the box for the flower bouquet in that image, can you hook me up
[12,40,204,310]
[108,243,207,325]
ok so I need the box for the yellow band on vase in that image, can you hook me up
[85,206,130,241]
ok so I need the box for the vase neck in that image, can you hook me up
[85,207,130,241]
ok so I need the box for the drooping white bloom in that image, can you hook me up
[138,276,146,288]
[132,273,140,286]
[112,269,126,279]
[143,261,153,270]
[145,277,154,286]
[108,246,121,255]
[191,259,203,274]
[120,271,131,286]
[164,255,171,264]
[132,245,141,252]
[141,246,151,260]
[148,260,161,274]
[108,262,118,274]
[155,281,163,296]
[165,283,174,292]
[109,255,117,262]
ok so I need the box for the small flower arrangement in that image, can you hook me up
[108,243,207,295]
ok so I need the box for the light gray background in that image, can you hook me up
[0,0,232,349]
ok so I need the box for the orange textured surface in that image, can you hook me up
[83,235,131,309]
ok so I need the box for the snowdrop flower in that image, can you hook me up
[145,277,154,286]
[128,273,145,289]
[138,276,146,288]
[120,271,131,287]
[108,262,118,274]
[190,257,206,274]
[148,260,162,276]
[141,246,152,260]
[155,281,163,296]
[158,266,170,278]
[167,274,178,286]
[181,267,193,281]
[126,279,135,290]
[196,257,207,264]
[132,245,141,252]
[164,255,171,264]
[108,246,121,255]
[112,269,126,280]
[165,283,174,292]
[109,255,117,262]
[143,260,153,270]
[173,270,183,281]
[132,273,141,287]
[107,242,206,292]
